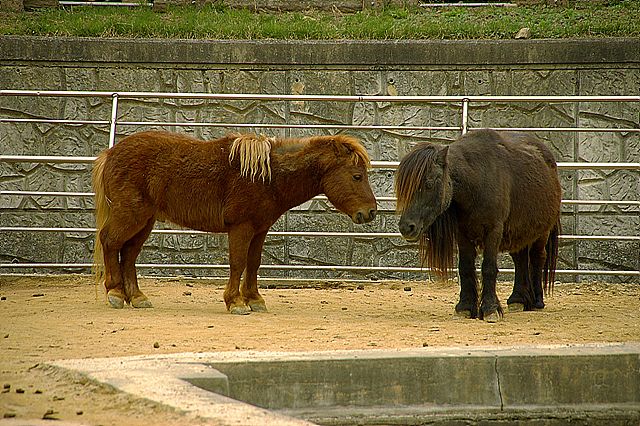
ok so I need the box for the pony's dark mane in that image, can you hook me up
[395,144,439,213]
[419,207,458,278]
[395,143,457,277]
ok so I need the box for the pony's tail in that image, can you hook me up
[543,218,561,296]
[92,151,110,290]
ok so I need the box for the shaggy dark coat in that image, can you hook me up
[396,129,561,321]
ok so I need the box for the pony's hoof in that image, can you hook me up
[107,293,125,309]
[131,297,153,308]
[484,312,502,323]
[229,304,251,315]
[454,310,473,319]
[508,303,525,313]
[249,301,267,312]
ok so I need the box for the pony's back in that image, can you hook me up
[450,130,561,224]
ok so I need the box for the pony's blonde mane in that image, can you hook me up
[229,134,371,183]
[229,134,274,183]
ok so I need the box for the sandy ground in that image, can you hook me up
[1,274,639,425]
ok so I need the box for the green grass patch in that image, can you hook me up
[1,1,639,39]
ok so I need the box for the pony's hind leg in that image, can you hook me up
[507,247,535,312]
[99,223,127,309]
[121,217,155,308]
[529,236,549,309]
[100,210,153,309]
[241,231,268,312]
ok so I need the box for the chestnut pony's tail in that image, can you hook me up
[92,151,110,289]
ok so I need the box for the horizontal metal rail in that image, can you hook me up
[1,227,638,242]
[486,127,640,133]
[0,155,96,164]
[0,262,637,277]
[116,121,640,134]
[0,191,95,197]
[0,118,109,126]
[1,191,638,209]
[2,155,638,171]
[118,121,462,132]
[2,90,640,104]
[3,117,639,134]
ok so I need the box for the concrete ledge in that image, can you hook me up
[2,36,639,67]
[50,343,640,426]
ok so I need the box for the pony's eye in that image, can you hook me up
[353,174,363,182]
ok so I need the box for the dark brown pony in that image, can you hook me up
[93,130,377,314]
[395,129,561,322]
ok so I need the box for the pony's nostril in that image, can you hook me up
[356,212,364,224]
[400,221,416,237]
[369,209,377,220]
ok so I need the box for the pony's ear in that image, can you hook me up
[436,145,449,166]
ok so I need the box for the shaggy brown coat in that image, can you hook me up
[93,131,377,314]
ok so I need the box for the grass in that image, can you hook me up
[1,1,639,40]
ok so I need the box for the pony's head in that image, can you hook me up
[395,142,456,275]
[317,135,377,224]
[395,142,453,240]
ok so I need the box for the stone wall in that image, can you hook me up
[0,37,638,282]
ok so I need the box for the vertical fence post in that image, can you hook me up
[108,93,119,148]
[461,98,469,135]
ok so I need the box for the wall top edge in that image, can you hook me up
[2,36,639,66]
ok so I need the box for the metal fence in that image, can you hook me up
[1,90,638,280]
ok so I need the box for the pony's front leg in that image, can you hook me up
[224,223,254,315]
[479,227,504,322]
[455,237,479,319]
[241,231,268,312]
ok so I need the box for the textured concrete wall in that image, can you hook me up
[0,37,638,282]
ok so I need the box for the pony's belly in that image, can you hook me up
[157,212,227,234]
[500,224,550,253]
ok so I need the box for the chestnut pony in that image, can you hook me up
[93,131,377,314]
[395,129,561,322]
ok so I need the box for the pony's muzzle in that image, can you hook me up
[399,219,421,242]
[353,208,377,224]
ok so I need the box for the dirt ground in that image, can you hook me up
[1,274,639,425]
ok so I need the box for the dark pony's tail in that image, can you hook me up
[543,219,561,295]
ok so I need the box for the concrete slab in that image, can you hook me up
[49,343,640,426]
